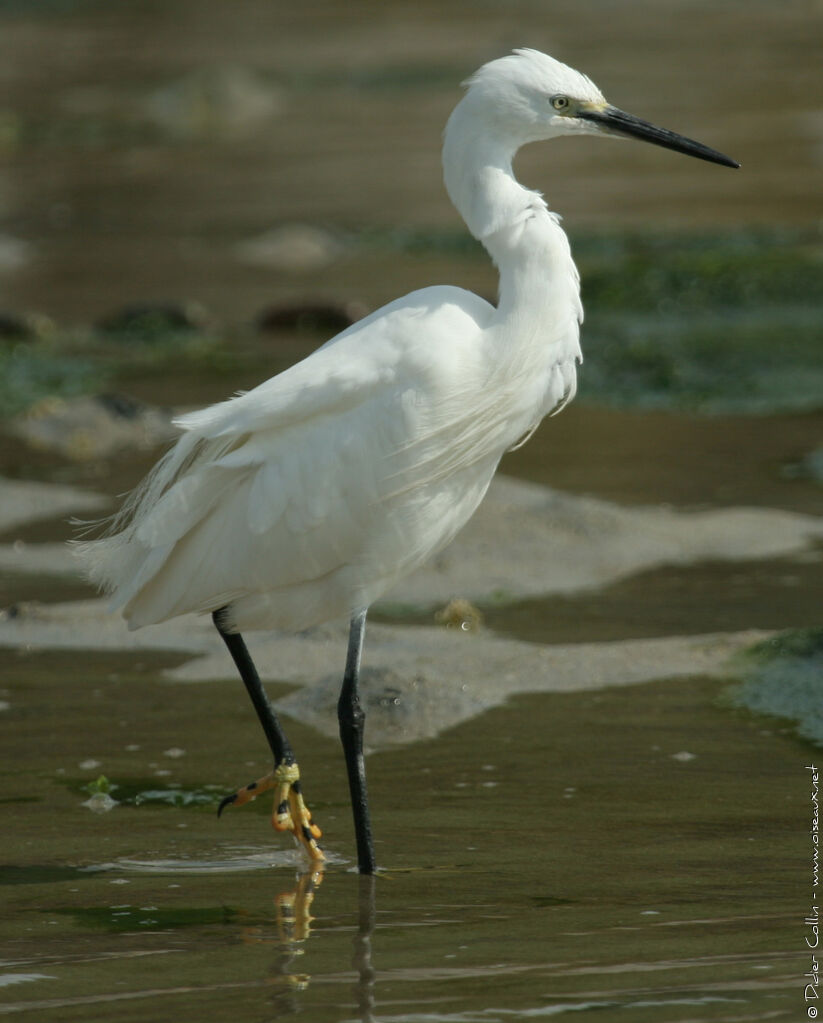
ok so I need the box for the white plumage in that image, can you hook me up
[82,51,592,635]
[76,50,736,872]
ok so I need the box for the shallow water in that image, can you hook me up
[1,2,822,1020]
[0,652,810,1021]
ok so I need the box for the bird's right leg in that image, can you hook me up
[212,609,324,862]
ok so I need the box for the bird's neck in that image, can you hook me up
[443,99,539,242]
[443,98,580,325]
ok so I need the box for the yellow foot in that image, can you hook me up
[218,762,325,862]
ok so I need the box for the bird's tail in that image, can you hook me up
[72,425,231,608]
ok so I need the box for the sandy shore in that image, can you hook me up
[1,471,818,748]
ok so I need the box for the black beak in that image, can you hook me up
[579,104,739,168]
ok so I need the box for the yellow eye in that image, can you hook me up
[551,95,571,112]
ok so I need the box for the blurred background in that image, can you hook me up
[1,0,822,684]
[0,0,820,440]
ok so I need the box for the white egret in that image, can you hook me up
[78,49,737,874]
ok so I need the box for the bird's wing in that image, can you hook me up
[84,287,500,627]
[173,287,491,440]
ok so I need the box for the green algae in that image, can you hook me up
[725,628,823,746]
[1,226,820,421]
[575,227,823,413]
[72,776,225,809]
[0,343,102,419]
[51,904,240,933]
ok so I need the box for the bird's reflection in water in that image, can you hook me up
[240,867,324,1014]
[353,874,377,1023]
[241,868,378,1020]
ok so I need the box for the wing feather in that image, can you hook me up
[77,281,580,632]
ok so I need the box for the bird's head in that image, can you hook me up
[464,48,739,168]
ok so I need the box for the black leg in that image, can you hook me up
[212,609,324,861]
[212,609,294,766]
[338,609,376,874]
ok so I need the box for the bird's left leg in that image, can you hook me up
[212,609,323,862]
[338,609,376,874]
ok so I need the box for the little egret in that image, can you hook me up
[78,49,737,873]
